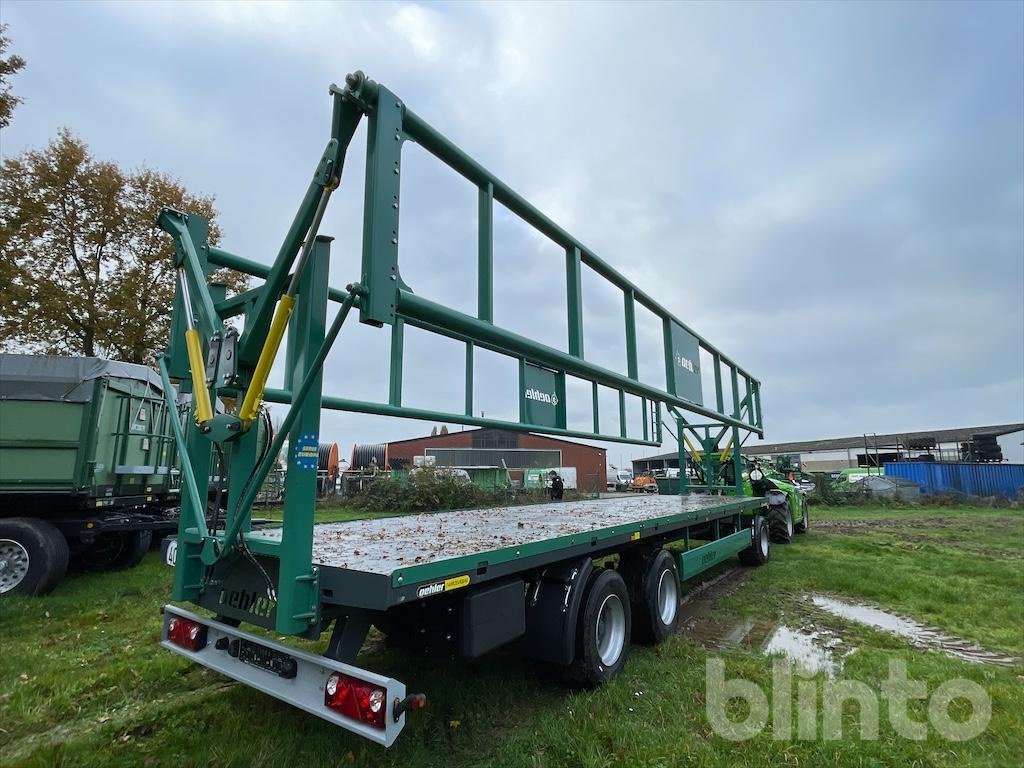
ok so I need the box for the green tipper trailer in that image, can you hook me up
[0,354,182,595]
[154,71,783,747]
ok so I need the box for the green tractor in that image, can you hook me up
[745,462,809,544]
[658,429,808,546]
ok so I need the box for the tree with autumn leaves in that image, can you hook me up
[0,27,246,365]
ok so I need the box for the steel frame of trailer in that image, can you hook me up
[155,71,770,747]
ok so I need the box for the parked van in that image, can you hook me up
[606,468,633,491]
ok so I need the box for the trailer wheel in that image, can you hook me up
[629,549,680,644]
[113,531,152,568]
[767,503,794,544]
[76,530,153,571]
[794,499,809,534]
[0,518,69,596]
[565,568,631,687]
[739,515,770,566]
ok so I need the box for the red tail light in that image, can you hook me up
[167,617,208,651]
[324,672,386,729]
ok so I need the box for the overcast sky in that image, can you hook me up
[3,0,1022,464]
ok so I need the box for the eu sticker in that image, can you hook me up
[293,433,319,471]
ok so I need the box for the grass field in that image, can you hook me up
[2,504,1022,767]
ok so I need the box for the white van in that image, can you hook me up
[606,468,633,491]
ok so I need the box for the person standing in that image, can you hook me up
[549,471,564,501]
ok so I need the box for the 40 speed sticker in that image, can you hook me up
[416,574,471,599]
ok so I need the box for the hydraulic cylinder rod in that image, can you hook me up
[178,269,214,425]
[238,186,333,426]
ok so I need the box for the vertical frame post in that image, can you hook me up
[566,246,584,358]
[478,182,493,323]
[677,415,689,493]
[389,318,404,407]
[713,353,724,415]
[359,86,404,327]
[730,366,741,420]
[277,236,331,636]
[624,290,638,380]
[732,425,743,494]
[464,342,474,417]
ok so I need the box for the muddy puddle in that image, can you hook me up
[677,569,853,676]
[810,595,1021,667]
[675,569,1019,672]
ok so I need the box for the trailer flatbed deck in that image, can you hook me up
[244,494,763,610]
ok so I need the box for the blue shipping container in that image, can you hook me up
[884,462,1024,499]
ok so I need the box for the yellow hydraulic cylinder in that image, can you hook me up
[683,433,703,466]
[238,294,295,425]
[185,328,214,425]
[719,435,734,462]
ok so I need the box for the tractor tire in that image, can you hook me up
[0,518,69,596]
[794,498,810,534]
[768,503,794,544]
[738,515,770,566]
[626,549,680,645]
[564,567,631,687]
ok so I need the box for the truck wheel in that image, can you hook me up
[794,499,809,534]
[0,518,69,596]
[767,504,794,544]
[739,515,770,566]
[565,568,631,687]
[629,549,680,644]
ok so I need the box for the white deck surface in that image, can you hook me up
[253,494,750,575]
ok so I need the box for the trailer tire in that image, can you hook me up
[0,518,69,596]
[739,515,770,567]
[623,549,680,644]
[767,503,794,544]
[76,531,151,571]
[794,498,809,534]
[565,568,631,687]
[112,530,152,569]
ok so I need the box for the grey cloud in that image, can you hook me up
[3,0,1021,461]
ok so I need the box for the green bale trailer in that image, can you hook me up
[0,354,183,595]
[153,71,784,747]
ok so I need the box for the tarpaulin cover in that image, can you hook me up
[0,354,163,403]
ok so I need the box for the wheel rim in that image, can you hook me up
[786,511,794,537]
[656,568,678,625]
[596,593,626,666]
[802,503,809,529]
[0,539,30,594]
[759,525,769,557]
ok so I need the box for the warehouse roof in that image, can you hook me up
[636,423,1024,462]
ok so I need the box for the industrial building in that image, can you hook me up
[633,423,1024,475]
[382,428,607,492]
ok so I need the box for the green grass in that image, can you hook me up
[1,505,1021,767]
